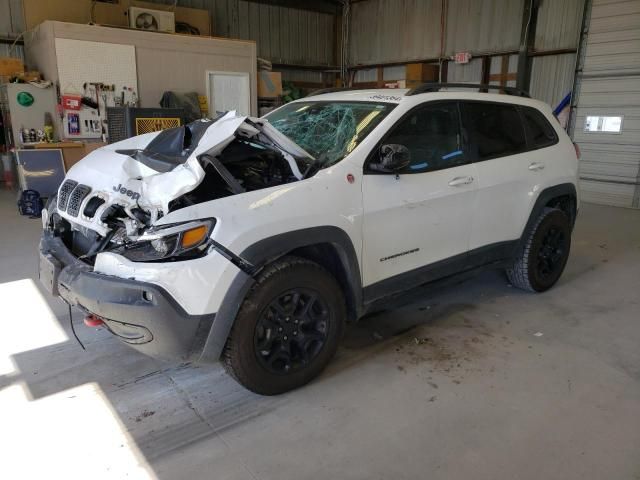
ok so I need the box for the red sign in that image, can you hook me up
[454,52,472,64]
[62,94,82,110]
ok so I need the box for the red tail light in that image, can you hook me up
[573,142,581,159]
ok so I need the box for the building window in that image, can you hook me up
[584,116,623,134]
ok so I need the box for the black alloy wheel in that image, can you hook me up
[507,208,572,292]
[254,289,330,374]
[536,225,567,281]
[223,256,345,395]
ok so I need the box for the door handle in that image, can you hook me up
[528,162,545,171]
[448,176,474,187]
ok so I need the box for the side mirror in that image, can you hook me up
[377,144,411,172]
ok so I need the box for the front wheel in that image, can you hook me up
[507,208,571,292]
[222,256,346,395]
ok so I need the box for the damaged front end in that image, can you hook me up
[45,112,314,264]
[39,100,394,362]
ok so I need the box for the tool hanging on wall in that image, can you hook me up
[119,86,140,107]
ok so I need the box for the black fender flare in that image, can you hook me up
[515,182,578,253]
[198,226,362,362]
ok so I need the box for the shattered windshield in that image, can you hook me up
[265,101,395,167]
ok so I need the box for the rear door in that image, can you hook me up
[461,101,534,256]
[519,105,561,187]
[361,101,478,296]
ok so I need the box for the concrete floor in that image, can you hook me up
[0,188,639,480]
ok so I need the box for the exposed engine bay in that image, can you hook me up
[44,112,314,263]
[169,135,302,211]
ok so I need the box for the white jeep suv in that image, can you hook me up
[39,84,579,394]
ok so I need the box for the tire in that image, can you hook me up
[222,256,346,395]
[507,208,571,292]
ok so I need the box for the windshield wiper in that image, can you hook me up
[302,152,331,179]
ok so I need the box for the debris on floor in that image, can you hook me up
[134,410,156,422]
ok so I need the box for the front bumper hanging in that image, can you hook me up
[39,231,215,361]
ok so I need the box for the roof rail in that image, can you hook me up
[306,86,363,97]
[406,82,530,98]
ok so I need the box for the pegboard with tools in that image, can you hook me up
[54,38,139,141]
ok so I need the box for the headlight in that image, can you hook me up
[120,219,215,262]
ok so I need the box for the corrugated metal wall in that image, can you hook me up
[0,0,26,63]
[1,0,589,100]
[348,0,585,108]
[0,0,24,34]
[530,53,576,107]
[281,69,324,84]
[149,0,336,66]
[528,0,584,108]
[349,0,524,65]
[0,43,24,61]
[0,1,336,69]
[349,0,442,65]
[573,0,640,208]
[238,1,334,65]
[535,0,585,50]
[349,0,585,64]
[444,0,523,55]
[447,57,483,82]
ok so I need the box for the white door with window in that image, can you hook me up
[362,102,478,290]
[206,71,251,116]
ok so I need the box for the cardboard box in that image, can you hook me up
[405,63,439,83]
[258,72,283,98]
[17,71,41,82]
[82,141,107,156]
[62,142,108,170]
[34,141,107,170]
[0,57,24,76]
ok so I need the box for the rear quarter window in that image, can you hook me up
[521,107,558,149]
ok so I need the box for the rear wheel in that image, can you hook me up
[507,208,571,292]
[223,256,345,395]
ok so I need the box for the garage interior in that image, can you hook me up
[1,0,639,478]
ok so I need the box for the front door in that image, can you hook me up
[361,101,478,299]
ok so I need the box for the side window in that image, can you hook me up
[382,102,465,173]
[464,102,527,161]
[522,107,558,149]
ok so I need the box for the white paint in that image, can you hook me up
[362,164,478,285]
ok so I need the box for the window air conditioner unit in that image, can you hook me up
[128,7,175,33]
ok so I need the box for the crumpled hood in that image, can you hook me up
[55,112,311,236]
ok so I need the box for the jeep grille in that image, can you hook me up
[66,184,92,217]
[57,180,78,212]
